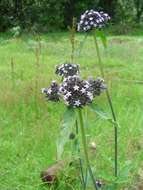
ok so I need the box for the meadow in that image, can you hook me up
[0,32,143,190]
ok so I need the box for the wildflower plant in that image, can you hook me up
[42,62,107,190]
[41,10,119,190]
[77,9,120,189]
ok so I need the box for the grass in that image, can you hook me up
[0,32,143,190]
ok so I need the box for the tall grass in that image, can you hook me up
[0,33,143,190]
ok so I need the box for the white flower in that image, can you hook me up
[74,100,81,106]
[86,25,91,30]
[81,88,86,94]
[81,14,85,19]
[47,89,52,94]
[59,87,63,93]
[83,27,87,31]
[63,78,67,82]
[95,11,101,17]
[66,91,72,97]
[73,85,79,91]
[64,95,68,100]
[84,84,89,89]
[87,92,93,100]
[89,17,93,20]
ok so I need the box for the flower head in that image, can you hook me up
[88,77,107,96]
[42,81,60,102]
[59,75,93,108]
[55,63,79,77]
[77,10,110,32]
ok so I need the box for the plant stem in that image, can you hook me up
[93,34,118,177]
[78,109,98,190]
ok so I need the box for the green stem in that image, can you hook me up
[78,109,98,190]
[93,34,118,177]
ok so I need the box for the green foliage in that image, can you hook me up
[0,0,68,32]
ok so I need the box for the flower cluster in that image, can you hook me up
[42,65,106,108]
[59,75,93,107]
[77,10,110,32]
[55,63,79,78]
[88,77,107,96]
[42,81,60,102]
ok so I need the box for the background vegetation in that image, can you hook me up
[1,0,143,33]
[0,33,143,189]
[0,1,143,189]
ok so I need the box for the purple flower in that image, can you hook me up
[55,63,79,77]
[59,75,93,108]
[88,77,107,96]
[42,81,60,102]
[77,10,110,32]
[42,74,106,107]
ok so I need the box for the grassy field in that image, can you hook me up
[0,32,143,190]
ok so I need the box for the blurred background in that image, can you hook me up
[1,0,143,34]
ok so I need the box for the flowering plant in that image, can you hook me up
[42,63,107,189]
[77,9,120,190]
[41,9,120,190]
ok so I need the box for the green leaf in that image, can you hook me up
[89,103,114,124]
[95,30,107,48]
[56,108,76,160]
